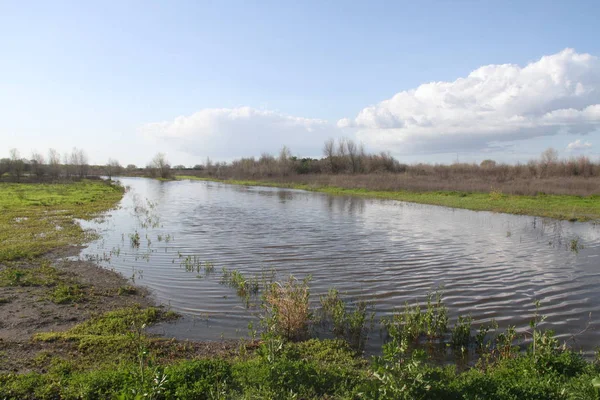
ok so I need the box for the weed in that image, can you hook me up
[129,231,140,248]
[570,237,584,252]
[49,283,84,304]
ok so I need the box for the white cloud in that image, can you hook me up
[566,139,592,151]
[140,107,333,158]
[142,49,600,161]
[340,48,600,154]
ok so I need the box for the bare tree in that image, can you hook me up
[346,139,360,174]
[31,151,46,179]
[48,148,61,179]
[105,158,122,180]
[539,147,559,178]
[278,146,293,176]
[205,157,213,175]
[148,153,171,179]
[9,148,24,182]
[323,138,336,173]
[74,148,89,178]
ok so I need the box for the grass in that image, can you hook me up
[0,261,61,287]
[0,180,125,262]
[177,175,600,221]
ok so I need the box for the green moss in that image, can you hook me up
[177,175,600,221]
[0,180,124,262]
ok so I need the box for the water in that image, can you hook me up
[80,177,600,354]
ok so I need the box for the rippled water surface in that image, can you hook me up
[81,178,600,352]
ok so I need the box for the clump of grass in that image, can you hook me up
[204,261,215,274]
[129,231,141,248]
[49,283,84,304]
[262,275,312,341]
[569,237,584,252]
[117,285,137,296]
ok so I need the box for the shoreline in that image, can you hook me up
[176,175,600,222]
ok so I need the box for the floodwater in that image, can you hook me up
[80,177,600,354]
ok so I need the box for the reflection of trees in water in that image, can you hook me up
[531,217,567,248]
[326,196,366,215]
[146,179,169,203]
[277,190,294,203]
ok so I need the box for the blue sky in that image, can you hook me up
[2,0,600,165]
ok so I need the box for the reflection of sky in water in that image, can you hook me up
[80,178,600,354]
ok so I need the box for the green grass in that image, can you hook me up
[177,175,600,221]
[0,180,124,262]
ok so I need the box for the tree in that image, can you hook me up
[148,153,171,179]
[278,146,293,176]
[31,151,46,179]
[539,148,559,177]
[9,148,24,182]
[323,138,336,173]
[63,152,72,178]
[346,139,360,173]
[72,148,89,178]
[48,149,61,179]
[126,164,137,171]
[0,158,10,178]
[105,159,122,180]
[480,159,497,168]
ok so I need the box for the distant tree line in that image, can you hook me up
[168,139,600,182]
[4,140,600,185]
[0,148,124,182]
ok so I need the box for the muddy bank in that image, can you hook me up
[0,245,247,374]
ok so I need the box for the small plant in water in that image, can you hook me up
[451,314,473,353]
[569,237,583,253]
[129,231,140,248]
[319,288,375,352]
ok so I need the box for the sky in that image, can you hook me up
[1,0,600,166]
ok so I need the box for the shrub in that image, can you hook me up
[262,275,312,341]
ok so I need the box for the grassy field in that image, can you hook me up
[177,175,600,222]
[0,180,124,262]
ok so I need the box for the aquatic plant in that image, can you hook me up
[129,231,140,248]
[319,288,375,351]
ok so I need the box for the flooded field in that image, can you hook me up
[80,177,600,353]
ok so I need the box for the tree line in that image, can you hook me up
[3,140,599,183]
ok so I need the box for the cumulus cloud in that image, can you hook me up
[340,48,600,154]
[140,107,333,158]
[566,139,592,151]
